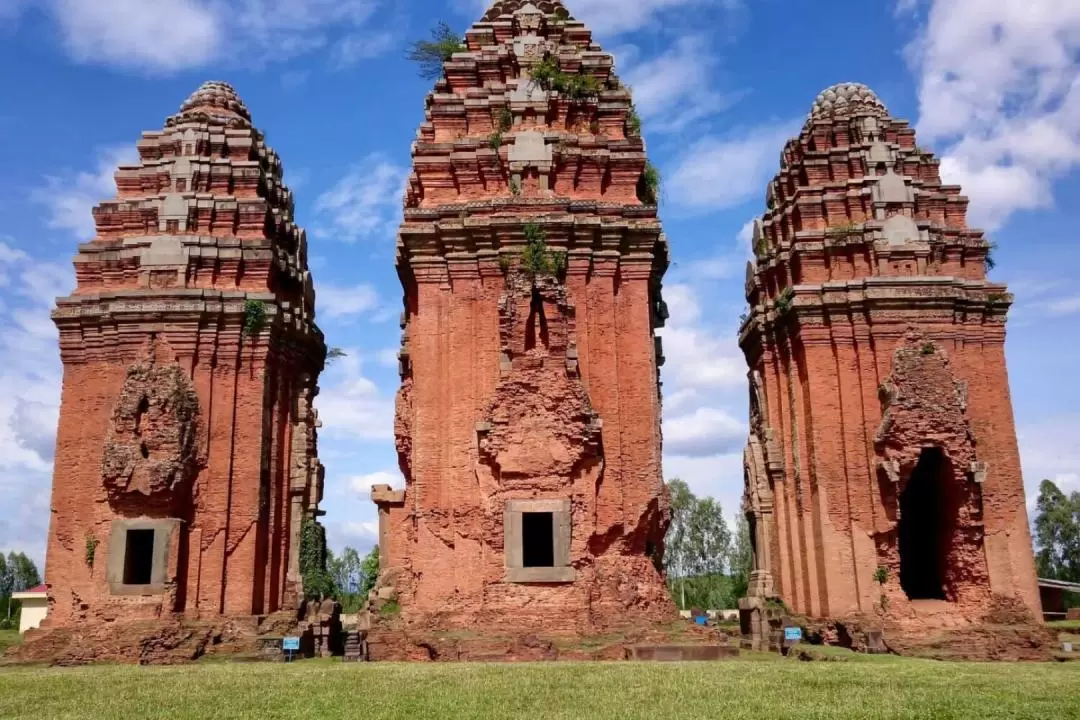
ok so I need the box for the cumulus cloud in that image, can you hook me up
[314,154,407,243]
[315,353,394,442]
[12,0,393,72]
[905,0,1080,230]
[1017,413,1080,513]
[0,244,72,568]
[663,407,746,457]
[618,36,741,134]
[667,121,798,211]
[52,0,222,72]
[316,283,383,321]
[31,145,138,240]
[348,470,401,494]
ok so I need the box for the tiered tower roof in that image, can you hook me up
[54,81,322,362]
[397,1,667,285]
[740,81,1004,345]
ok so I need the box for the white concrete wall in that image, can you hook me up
[12,595,48,634]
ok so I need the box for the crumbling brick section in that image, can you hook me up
[101,337,203,509]
[737,82,1041,640]
[371,1,675,647]
[34,81,327,649]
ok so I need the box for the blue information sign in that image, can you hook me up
[283,637,301,652]
[783,627,803,642]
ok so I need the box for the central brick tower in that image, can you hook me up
[738,84,1041,635]
[372,0,675,634]
[44,82,327,625]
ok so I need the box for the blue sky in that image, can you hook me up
[0,0,1077,569]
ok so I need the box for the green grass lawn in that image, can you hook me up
[0,656,1078,720]
[0,630,20,654]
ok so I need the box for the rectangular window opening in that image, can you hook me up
[522,512,554,568]
[123,529,155,586]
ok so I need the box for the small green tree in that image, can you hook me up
[1034,479,1080,582]
[299,518,333,600]
[519,224,566,281]
[638,162,661,204]
[407,21,466,80]
[327,546,366,613]
[360,545,380,598]
[730,516,753,600]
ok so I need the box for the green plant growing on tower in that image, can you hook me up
[407,21,467,80]
[774,287,795,315]
[626,104,642,137]
[874,566,890,613]
[326,347,348,365]
[299,517,333,600]
[529,56,603,102]
[242,300,267,338]
[488,107,514,151]
[985,241,999,271]
[638,162,661,205]
[519,224,566,281]
[84,534,99,570]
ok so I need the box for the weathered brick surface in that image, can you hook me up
[738,83,1042,631]
[39,82,327,635]
[373,2,675,638]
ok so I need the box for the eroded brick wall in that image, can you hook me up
[376,2,675,631]
[739,83,1040,626]
[44,82,326,626]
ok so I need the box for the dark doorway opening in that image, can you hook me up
[524,289,549,352]
[898,447,947,600]
[522,512,554,568]
[123,529,156,586]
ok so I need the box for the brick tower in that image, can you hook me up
[45,82,327,625]
[372,1,675,635]
[738,83,1041,631]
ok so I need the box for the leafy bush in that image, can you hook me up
[488,107,514,151]
[626,105,642,137]
[407,21,466,80]
[299,518,333,600]
[242,300,267,338]
[638,162,661,205]
[774,287,795,315]
[520,224,566,281]
[530,56,603,101]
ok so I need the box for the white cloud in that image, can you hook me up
[683,218,755,282]
[348,470,400,494]
[315,353,394,442]
[314,154,407,243]
[667,121,798,211]
[619,36,739,134]
[12,0,392,72]
[316,283,382,321]
[894,0,919,15]
[1017,414,1080,514]
[663,406,746,457]
[31,145,139,240]
[52,0,222,72]
[331,30,398,69]
[658,284,745,411]
[905,0,1080,230]
[664,451,745,521]
[1045,296,1080,316]
[0,244,71,569]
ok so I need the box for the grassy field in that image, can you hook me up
[0,655,1078,720]
[0,630,20,653]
